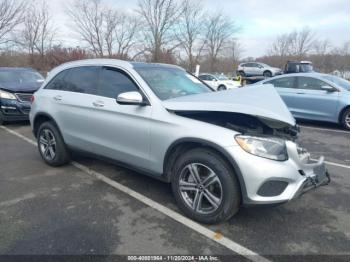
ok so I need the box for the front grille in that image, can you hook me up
[15,93,32,103]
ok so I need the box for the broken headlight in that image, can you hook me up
[235,135,288,161]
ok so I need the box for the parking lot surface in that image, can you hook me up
[0,122,349,260]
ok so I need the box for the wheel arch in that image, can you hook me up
[163,138,247,200]
[263,70,272,76]
[339,105,350,123]
[32,112,62,138]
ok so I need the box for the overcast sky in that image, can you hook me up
[49,0,350,58]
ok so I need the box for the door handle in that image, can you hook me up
[92,101,104,108]
[297,92,305,95]
[53,95,62,101]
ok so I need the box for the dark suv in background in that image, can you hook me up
[0,67,44,125]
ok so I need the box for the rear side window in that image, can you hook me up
[64,67,99,95]
[198,75,208,81]
[45,70,68,90]
[98,67,139,98]
[45,67,99,95]
[265,77,296,88]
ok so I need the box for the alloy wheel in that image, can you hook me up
[39,129,57,161]
[346,113,350,129]
[179,163,223,214]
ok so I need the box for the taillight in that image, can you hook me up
[30,95,35,104]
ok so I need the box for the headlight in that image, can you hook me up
[235,135,288,161]
[0,90,17,100]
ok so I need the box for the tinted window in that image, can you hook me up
[265,77,295,88]
[297,77,329,90]
[64,67,99,94]
[99,67,138,98]
[198,75,208,81]
[207,75,216,81]
[45,70,68,90]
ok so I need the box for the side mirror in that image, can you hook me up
[117,91,147,106]
[321,86,337,92]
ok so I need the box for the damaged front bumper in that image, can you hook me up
[226,141,331,205]
[292,156,331,199]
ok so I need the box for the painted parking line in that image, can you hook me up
[310,158,350,170]
[300,125,350,135]
[0,125,270,262]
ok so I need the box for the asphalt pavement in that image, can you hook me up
[0,121,349,261]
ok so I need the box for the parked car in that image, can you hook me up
[198,74,240,91]
[257,73,350,130]
[30,59,330,224]
[0,67,44,125]
[237,62,282,78]
[284,61,314,74]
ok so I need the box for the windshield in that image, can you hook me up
[0,70,44,83]
[135,67,212,100]
[322,75,350,91]
[216,75,229,80]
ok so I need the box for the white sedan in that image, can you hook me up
[198,74,241,91]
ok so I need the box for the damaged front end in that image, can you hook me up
[174,111,300,141]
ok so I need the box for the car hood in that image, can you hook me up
[162,85,296,127]
[0,81,42,93]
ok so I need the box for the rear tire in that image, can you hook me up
[238,71,245,77]
[171,148,241,224]
[263,71,272,78]
[341,108,350,131]
[37,121,70,166]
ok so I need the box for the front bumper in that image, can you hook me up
[0,98,31,122]
[226,141,330,205]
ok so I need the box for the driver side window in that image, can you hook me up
[98,67,139,99]
[297,77,329,91]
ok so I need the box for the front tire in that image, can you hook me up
[217,85,227,91]
[37,121,70,166]
[341,108,350,131]
[171,148,241,224]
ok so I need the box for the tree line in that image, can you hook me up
[0,0,349,77]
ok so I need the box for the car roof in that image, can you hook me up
[52,59,184,72]
[263,72,329,81]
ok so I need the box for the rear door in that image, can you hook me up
[44,66,101,152]
[293,76,339,121]
[88,66,152,168]
[264,77,298,115]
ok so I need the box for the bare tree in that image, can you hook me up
[67,0,106,57]
[114,13,140,59]
[0,0,26,45]
[289,27,317,58]
[177,0,205,72]
[137,0,183,62]
[19,0,56,66]
[203,12,237,72]
[269,33,292,57]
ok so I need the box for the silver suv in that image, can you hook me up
[238,62,282,78]
[30,59,330,224]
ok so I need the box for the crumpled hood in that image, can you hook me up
[163,85,296,127]
[0,81,42,93]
